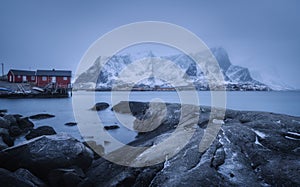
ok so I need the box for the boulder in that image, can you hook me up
[17,117,34,131]
[29,114,55,120]
[0,127,9,136]
[15,168,47,187]
[64,122,77,126]
[48,167,85,187]
[3,115,17,126]
[2,134,15,147]
[0,134,94,179]
[112,101,149,117]
[0,136,8,150]
[0,117,10,129]
[25,126,57,140]
[104,125,120,130]
[91,102,109,111]
[9,125,23,137]
[0,168,45,187]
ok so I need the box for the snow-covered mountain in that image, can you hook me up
[74,47,270,91]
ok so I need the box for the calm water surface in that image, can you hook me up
[1,91,299,150]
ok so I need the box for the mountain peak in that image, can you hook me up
[210,47,232,71]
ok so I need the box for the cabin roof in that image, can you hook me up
[9,69,36,76]
[36,70,72,77]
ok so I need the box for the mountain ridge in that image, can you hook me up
[74,47,271,91]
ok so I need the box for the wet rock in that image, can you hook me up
[0,136,8,150]
[3,115,17,126]
[112,101,149,117]
[0,134,94,179]
[86,101,300,186]
[0,127,9,136]
[2,134,14,147]
[29,113,55,120]
[91,102,110,111]
[211,146,225,169]
[9,125,22,137]
[78,178,94,187]
[17,117,34,131]
[64,122,77,126]
[104,125,120,130]
[15,168,47,187]
[48,167,85,187]
[0,168,44,187]
[0,117,10,129]
[25,126,57,140]
[0,109,7,113]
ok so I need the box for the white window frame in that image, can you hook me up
[52,76,56,83]
[63,77,68,81]
[22,76,27,82]
[42,76,47,81]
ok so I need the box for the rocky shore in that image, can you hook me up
[0,101,299,186]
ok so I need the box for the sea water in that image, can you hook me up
[1,91,299,150]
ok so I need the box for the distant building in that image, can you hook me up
[7,69,72,88]
[36,69,72,88]
[7,69,36,83]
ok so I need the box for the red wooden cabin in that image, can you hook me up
[7,69,36,83]
[36,69,71,88]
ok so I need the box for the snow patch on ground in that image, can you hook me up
[252,129,267,138]
[254,136,264,146]
[287,131,300,136]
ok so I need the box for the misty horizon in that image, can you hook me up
[1,0,299,88]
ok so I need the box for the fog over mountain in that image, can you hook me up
[74,47,273,91]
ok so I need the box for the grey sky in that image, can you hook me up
[0,0,299,88]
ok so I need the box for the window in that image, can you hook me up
[22,76,27,82]
[42,76,47,81]
[52,76,56,83]
[63,77,68,81]
[17,75,21,78]
[31,76,35,80]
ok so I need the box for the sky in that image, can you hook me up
[0,0,300,88]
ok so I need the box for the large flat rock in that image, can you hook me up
[87,101,300,186]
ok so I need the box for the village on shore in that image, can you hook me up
[0,69,72,98]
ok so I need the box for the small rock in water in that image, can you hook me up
[91,102,110,111]
[25,126,57,140]
[64,122,77,126]
[29,114,55,120]
[0,109,7,113]
[104,125,120,130]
